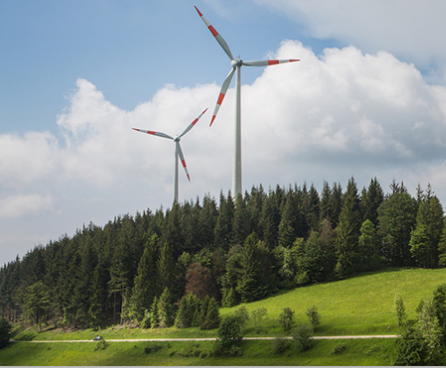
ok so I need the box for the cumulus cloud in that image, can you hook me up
[253,0,446,75]
[0,194,54,219]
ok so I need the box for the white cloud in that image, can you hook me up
[0,194,54,219]
[0,131,58,188]
[253,0,446,76]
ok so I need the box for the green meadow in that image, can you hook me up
[3,267,446,365]
[1,339,395,366]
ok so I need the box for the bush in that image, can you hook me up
[306,305,321,330]
[94,339,109,351]
[217,315,243,350]
[293,323,314,352]
[272,335,291,355]
[278,307,295,332]
[0,318,11,349]
[144,344,162,354]
[332,344,347,354]
[214,315,244,357]
[177,343,202,357]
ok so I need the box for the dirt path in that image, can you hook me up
[12,335,399,343]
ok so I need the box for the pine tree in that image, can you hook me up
[278,191,299,248]
[335,178,362,278]
[201,297,220,330]
[362,177,384,226]
[378,189,417,266]
[150,296,159,328]
[214,192,234,251]
[158,288,174,328]
[130,235,159,322]
[233,193,250,245]
[357,219,381,271]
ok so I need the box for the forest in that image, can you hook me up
[1,177,446,331]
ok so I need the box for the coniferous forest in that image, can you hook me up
[1,177,446,331]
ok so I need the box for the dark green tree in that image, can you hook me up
[201,297,220,330]
[361,177,384,226]
[130,235,159,322]
[377,187,417,266]
[335,178,362,278]
[158,287,174,328]
[214,191,234,251]
[358,219,381,271]
[0,318,11,349]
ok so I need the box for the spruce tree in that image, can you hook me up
[130,235,159,322]
[335,178,362,278]
[201,297,220,330]
[214,191,234,251]
[158,288,174,328]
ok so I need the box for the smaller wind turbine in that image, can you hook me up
[132,108,208,203]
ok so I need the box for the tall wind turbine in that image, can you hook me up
[132,108,207,203]
[195,6,300,198]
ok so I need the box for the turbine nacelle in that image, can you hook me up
[231,58,243,68]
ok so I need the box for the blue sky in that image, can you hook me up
[1,0,446,264]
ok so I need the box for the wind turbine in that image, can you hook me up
[195,6,300,198]
[132,108,208,203]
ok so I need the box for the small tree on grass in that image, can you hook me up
[306,306,321,330]
[214,315,243,357]
[0,318,12,349]
[293,323,314,352]
[234,306,250,334]
[394,294,406,328]
[278,307,295,333]
[251,307,268,334]
[201,297,220,330]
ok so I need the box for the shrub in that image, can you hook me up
[251,307,268,334]
[144,344,162,354]
[94,339,109,351]
[306,305,321,330]
[177,343,202,357]
[272,335,291,355]
[332,344,347,354]
[278,307,295,332]
[293,323,314,352]
[214,315,244,356]
[394,294,406,328]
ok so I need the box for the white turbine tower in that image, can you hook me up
[195,6,300,198]
[132,108,207,203]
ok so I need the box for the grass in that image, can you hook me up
[5,267,446,365]
[221,267,446,336]
[0,338,395,366]
[12,268,446,342]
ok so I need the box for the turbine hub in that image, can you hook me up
[174,136,181,142]
[231,58,243,67]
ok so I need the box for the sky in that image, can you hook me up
[1,0,446,265]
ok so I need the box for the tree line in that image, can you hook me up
[1,177,445,330]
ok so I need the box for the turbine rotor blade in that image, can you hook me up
[243,59,300,67]
[179,108,208,138]
[176,141,191,181]
[132,128,173,140]
[194,6,234,61]
[210,67,235,126]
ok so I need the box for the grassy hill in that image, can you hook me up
[221,267,446,336]
[4,267,446,365]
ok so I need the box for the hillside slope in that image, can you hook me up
[221,268,446,336]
